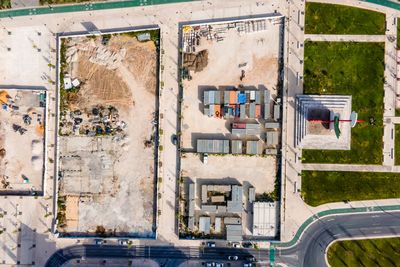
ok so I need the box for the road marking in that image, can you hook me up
[372,230,382,234]
[326,218,335,222]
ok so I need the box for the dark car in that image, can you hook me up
[206,241,216,247]
[242,242,253,248]
[245,256,256,262]
[171,134,178,145]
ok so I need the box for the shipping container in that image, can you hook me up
[214,104,221,118]
[255,91,261,104]
[232,128,247,136]
[264,103,271,119]
[246,140,262,155]
[232,123,246,129]
[265,148,278,155]
[249,102,256,118]
[250,90,256,101]
[231,140,243,154]
[265,122,280,129]
[230,91,237,104]
[224,91,230,105]
[266,131,279,146]
[255,105,261,118]
[264,90,270,104]
[197,139,229,154]
[240,104,246,119]
[274,104,281,120]
[209,91,215,104]
[204,91,210,105]
[209,104,215,117]
[238,92,247,104]
[204,107,210,116]
[214,91,221,104]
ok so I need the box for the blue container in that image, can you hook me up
[237,92,247,104]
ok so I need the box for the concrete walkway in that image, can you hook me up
[382,13,398,166]
[304,34,385,42]
[302,163,400,172]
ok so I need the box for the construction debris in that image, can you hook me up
[183,50,208,72]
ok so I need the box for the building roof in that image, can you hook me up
[231,140,243,154]
[266,131,279,146]
[199,217,211,234]
[197,139,229,154]
[252,202,278,237]
[226,224,243,241]
[246,140,262,155]
[227,185,243,213]
[215,217,222,233]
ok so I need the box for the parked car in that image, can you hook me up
[232,242,241,248]
[203,153,208,164]
[171,134,177,145]
[206,262,216,267]
[215,263,224,267]
[242,242,253,248]
[245,256,256,262]
[118,239,128,245]
[207,241,216,247]
[94,239,103,245]
[227,255,238,261]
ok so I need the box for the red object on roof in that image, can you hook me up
[232,123,246,129]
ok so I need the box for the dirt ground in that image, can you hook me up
[0,89,45,194]
[58,32,157,237]
[181,19,282,149]
[181,153,276,194]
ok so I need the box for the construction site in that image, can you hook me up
[56,29,159,237]
[178,16,284,241]
[0,89,46,195]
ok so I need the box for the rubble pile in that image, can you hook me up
[59,105,127,137]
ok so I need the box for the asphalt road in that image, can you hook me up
[277,210,400,267]
[45,211,400,267]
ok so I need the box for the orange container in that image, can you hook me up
[255,105,261,118]
[229,91,237,104]
[214,104,221,118]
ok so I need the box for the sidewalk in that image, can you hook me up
[302,163,400,172]
[305,34,385,42]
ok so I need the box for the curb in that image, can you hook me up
[273,204,400,248]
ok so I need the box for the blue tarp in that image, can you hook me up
[237,93,246,104]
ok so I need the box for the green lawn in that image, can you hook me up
[328,238,400,267]
[301,171,400,206]
[302,41,384,164]
[0,0,10,9]
[305,2,386,34]
[398,18,400,49]
[396,125,400,165]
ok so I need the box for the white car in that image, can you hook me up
[203,153,208,164]
[228,255,238,261]
[232,242,241,248]
[118,240,128,245]
[207,241,216,247]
